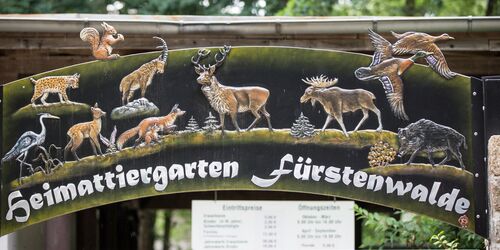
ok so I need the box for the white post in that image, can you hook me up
[488,136,500,249]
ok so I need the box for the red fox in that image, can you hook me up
[144,124,161,146]
[64,103,106,161]
[117,104,185,150]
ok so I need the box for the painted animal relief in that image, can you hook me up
[191,46,272,133]
[80,22,124,60]
[391,31,457,79]
[2,113,60,182]
[355,30,433,120]
[300,75,383,137]
[397,119,467,169]
[119,37,168,105]
[117,104,185,150]
[64,103,106,161]
[30,74,80,106]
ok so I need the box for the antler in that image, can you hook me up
[153,36,168,63]
[191,45,231,71]
[301,74,338,88]
[191,48,211,71]
[214,45,231,67]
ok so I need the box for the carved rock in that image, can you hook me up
[111,98,159,120]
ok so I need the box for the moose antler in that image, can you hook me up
[302,74,338,88]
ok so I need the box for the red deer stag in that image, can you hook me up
[300,75,383,137]
[191,46,272,133]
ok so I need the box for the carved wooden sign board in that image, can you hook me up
[0,29,488,238]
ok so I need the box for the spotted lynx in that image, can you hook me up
[30,73,80,105]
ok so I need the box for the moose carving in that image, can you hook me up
[300,75,383,137]
[191,46,272,133]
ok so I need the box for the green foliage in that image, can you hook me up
[0,0,496,16]
[354,204,484,249]
[430,231,459,249]
[279,0,490,16]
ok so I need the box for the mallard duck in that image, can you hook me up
[391,31,457,79]
[355,30,433,120]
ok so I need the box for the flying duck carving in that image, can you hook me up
[355,29,433,120]
[391,31,457,79]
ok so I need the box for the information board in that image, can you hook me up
[192,200,354,250]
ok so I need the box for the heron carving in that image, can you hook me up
[1,113,60,182]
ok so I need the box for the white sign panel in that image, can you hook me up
[192,200,354,250]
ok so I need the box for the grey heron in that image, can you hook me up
[2,113,60,183]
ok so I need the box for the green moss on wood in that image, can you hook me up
[13,102,90,119]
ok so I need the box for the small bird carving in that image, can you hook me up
[391,31,457,79]
[355,30,433,120]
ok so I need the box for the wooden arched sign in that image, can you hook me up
[0,45,487,237]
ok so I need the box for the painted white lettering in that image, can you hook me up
[437,188,460,211]
[386,177,413,196]
[198,160,209,178]
[311,165,325,182]
[223,161,239,178]
[428,182,441,205]
[53,184,77,203]
[126,169,140,186]
[93,174,105,192]
[77,180,94,196]
[324,166,341,183]
[153,166,168,191]
[6,191,30,223]
[185,162,197,179]
[115,165,126,188]
[342,167,354,185]
[455,198,470,214]
[140,167,152,184]
[251,154,293,187]
[410,184,429,202]
[209,161,222,178]
[29,193,44,210]
[42,183,54,206]
[367,174,384,191]
[353,171,368,188]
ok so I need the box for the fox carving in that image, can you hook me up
[144,124,161,146]
[80,22,124,60]
[117,104,185,150]
[64,103,106,161]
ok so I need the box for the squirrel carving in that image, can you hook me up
[80,22,124,60]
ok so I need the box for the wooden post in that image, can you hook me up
[488,136,500,249]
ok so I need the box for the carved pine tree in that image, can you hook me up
[203,112,219,133]
[185,116,201,132]
[290,112,315,138]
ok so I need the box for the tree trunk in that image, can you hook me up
[403,0,416,16]
[138,209,156,250]
[486,0,498,16]
[163,210,172,250]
